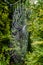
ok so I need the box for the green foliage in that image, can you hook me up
[26,0,43,41]
[24,43,43,65]
[0,0,43,65]
[0,1,11,65]
[0,53,10,65]
[24,0,43,65]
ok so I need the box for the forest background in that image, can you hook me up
[0,0,43,65]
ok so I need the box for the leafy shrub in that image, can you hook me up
[24,42,43,65]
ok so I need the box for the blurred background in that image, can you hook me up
[0,0,43,65]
